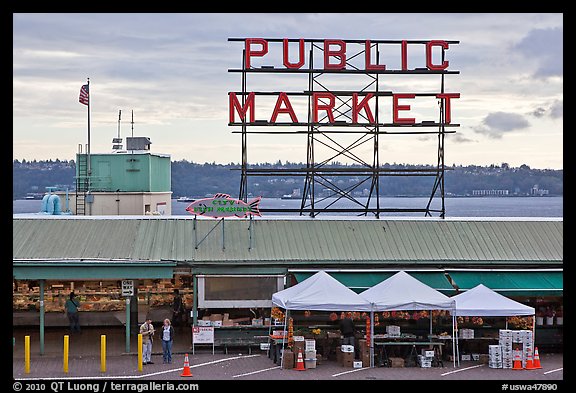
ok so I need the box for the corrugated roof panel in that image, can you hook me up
[13,217,562,266]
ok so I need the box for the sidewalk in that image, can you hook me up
[13,325,195,358]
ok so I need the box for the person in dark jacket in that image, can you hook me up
[339,312,355,346]
[161,318,175,364]
[171,289,185,327]
[64,292,81,333]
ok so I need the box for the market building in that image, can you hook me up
[13,215,563,358]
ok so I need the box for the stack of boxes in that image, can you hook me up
[358,339,371,367]
[488,344,503,369]
[338,344,355,367]
[282,349,294,369]
[520,330,534,368]
[304,339,317,369]
[386,325,401,338]
[459,328,475,339]
[499,329,514,369]
[417,350,434,368]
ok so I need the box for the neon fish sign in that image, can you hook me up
[185,193,262,218]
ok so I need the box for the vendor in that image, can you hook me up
[339,312,355,347]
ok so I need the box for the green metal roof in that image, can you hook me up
[13,217,562,267]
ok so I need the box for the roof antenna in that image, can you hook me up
[131,110,134,137]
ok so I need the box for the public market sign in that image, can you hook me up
[185,193,262,218]
[228,38,460,125]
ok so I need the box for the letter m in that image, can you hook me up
[229,92,255,123]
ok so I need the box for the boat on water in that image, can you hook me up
[281,194,298,200]
[176,197,195,202]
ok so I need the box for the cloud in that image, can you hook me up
[450,133,475,143]
[549,100,563,118]
[528,99,563,119]
[514,27,563,78]
[473,112,530,138]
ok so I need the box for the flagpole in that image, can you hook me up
[86,78,91,193]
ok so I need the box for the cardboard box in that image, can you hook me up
[293,335,305,342]
[421,350,435,358]
[341,351,354,365]
[389,357,404,368]
[251,318,263,326]
[472,353,480,361]
[361,352,371,367]
[353,361,363,368]
[197,320,211,326]
[461,354,471,361]
[342,359,354,368]
[316,354,323,365]
[212,320,223,327]
[222,320,234,327]
[282,350,295,369]
[209,314,222,321]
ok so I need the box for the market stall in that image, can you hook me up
[450,284,536,366]
[360,271,457,368]
[271,271,372,368]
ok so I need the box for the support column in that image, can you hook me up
[39,280,45,355]
[192,275,198,327]
[125,297,131,353]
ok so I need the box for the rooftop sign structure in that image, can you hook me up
[228,38,460,217]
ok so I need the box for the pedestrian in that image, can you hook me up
[171,289,185,327]
[339,312,355,347]
[140,318,155,365]
[161,318,175,364]
[64,292,81,333]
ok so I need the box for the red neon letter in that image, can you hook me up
[436,93,460,124]
[352,93,375,123]
[270,92,299,123]
[283,38,305,69]
[365,40,385,71]
[401,40,408,70]
[245,38,268,69]
[313,92,336,123]
[393,94,416,124]
[426,40,449,71]
[324,40,346,70]
[229,92,255,123]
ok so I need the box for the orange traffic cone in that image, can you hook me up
[533,347,542,369]
[524,348,536,370]
[512,350,523,370]
[180,353,193,377]
[294,349,306,371]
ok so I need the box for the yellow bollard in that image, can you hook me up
[24,335,30,374]
[100,335,106,373]
[63,335,69,373]
[138,333,143,372]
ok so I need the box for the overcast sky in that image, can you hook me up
[13,13,563,169]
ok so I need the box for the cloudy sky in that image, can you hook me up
[13,13,563,169]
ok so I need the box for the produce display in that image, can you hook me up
[13,279,193,313]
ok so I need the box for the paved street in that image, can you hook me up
[13,327,563,381]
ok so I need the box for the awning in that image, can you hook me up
[448,271,563,297]
[13,261,177,280]
[292,271,455,294]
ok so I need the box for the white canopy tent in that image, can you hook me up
[360,271,458,367]
[272,270,372,311]
[450,284,535,316]
[271,271,372,367]
[450,284,536,365]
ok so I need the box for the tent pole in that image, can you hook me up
[429,309,432,337]
[280,309,288,369]
[532,314,536,346]
[370,310,374,368]
[455,315,460,367]
[451,314,456,368]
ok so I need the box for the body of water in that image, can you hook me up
[14,196,563,217]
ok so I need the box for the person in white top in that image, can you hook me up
[161,318,175,364]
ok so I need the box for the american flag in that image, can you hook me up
[79,84,89,105]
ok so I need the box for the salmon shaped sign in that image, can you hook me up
[185,193,262,218]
